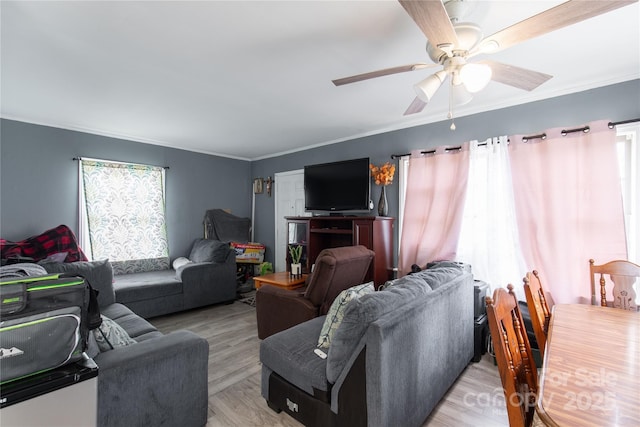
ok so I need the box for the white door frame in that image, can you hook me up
[274,169,307,272]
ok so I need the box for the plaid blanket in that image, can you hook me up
[1,225,88,263]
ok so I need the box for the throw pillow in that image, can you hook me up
[93,315,137,352]
[317,281,374,350]
[189,239,231,263]
[172,256,192,270]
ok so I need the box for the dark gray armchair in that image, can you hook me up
[255,246,374,339]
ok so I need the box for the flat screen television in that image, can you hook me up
[304,157,371,214]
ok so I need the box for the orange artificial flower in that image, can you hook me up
[370,162,396,186]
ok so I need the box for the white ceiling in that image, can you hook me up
[2,1,639,161]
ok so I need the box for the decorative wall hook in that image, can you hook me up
[266,176,273,196]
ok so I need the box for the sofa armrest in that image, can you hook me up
[94,330,209,427]
[255,285,318,339]
[177,250,237,308]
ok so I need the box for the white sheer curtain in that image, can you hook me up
[616,123,639,265]
[455,136,527,298]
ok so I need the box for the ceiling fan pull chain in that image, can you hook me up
[448,77,456,131]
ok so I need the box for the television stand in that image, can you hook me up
[285,216,394,286]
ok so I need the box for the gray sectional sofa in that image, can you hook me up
[260,262,475,427]
[112,238,237,318]
[41,259,209,427]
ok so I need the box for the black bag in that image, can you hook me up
[0,273,98,384]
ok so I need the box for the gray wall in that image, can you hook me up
[2,80,638,267]
[251,79,640,266]
[0,119,252,258]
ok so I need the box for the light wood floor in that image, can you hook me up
[151,301,509,426]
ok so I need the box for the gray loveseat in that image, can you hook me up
[112,238,237,318]
[260,263,474,427]
[42,259,209,427]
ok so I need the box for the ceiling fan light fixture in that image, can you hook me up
[460,63,492,93]
[414,70,447,103]
[452,84,473,106]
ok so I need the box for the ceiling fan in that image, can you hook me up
[332,0,636,125]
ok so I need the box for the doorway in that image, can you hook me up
[274,170,307,272]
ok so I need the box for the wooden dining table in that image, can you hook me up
[536,304,640,426]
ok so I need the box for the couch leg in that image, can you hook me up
[267,400,282,413]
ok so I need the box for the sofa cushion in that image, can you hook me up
[41,259,115,307]
[412,264,467,290]
[101,303,163,342]
[189,239,230,263]
[260,316,329,395]
[114,270,182,303]
[317,282,374,349]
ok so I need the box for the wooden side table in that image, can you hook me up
[253,272,307,290]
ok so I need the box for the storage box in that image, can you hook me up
[231,242,265,264]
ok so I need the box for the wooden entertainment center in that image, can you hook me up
[285,216,394,286]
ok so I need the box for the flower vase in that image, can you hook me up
[377,186,388,217]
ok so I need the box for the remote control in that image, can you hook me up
[314,348,327,359]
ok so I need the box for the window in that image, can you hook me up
[616,123,639,264]
[398,155,410,248]
[79,158,169,275]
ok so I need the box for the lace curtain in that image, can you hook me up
[79,158,169,275]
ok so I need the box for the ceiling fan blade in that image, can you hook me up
[398,0,459,49]
[478,0,636,54]
[479,60,552,91]
[332,63,435,86]
[404,97,427,115]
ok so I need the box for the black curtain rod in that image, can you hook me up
[391,146,461,159]
[522,133,547,143]
[560,126,590,136]
[524,118,640,141]
[73,157,169,170]
[608,117,640,128]
[388,117,640,158]
[478,138,509,146]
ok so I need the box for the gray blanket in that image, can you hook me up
[0,263,48,279]
[203,209,251,242]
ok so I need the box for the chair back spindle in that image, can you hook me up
[486,284,539,427]
[589,259,640,311]
[523,270,551,355]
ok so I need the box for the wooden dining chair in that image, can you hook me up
[589,259,640,311]
[486,284,543,427]
[523,270,551,355]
